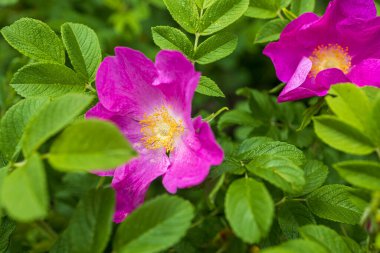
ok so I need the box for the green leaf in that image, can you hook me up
[152,26,193,57]
[261,239,328,253]
[196,76,225,97]
[225,178,274,243]
[246,156,305,194]
[326,83,371,132]
[196,0,217,9]
[299,225,351,253]
[48,120,136,172]
[297,97,325,131]
[245,0,278,19]
[1,18,65,64]
[306,185,364,224]
[313,115,375,155]
[333,160,380,191]
[11,63,86,98]
[291,0,315,15]
[2,154,48,221]
[255,19,288,43]
[0,98,48,161]
[239,139,305,166]
[297,160,328,196]
[199,0,249,35]
[194,33,237,64]
[0,0,18,6]
[0,217,16,252]
[162,0,199,33]
[217,110,259,131]
[278,202,316,239]
[114,195,194,253]
[51,188,115,253]
[22,94,93,156]
[369,95,380,147]
[61,23,102,82]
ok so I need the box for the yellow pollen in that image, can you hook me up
[139,106,184,152]
[309,44,352,78]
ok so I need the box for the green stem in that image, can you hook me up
[35,220,58,242]
[275,197,287,206]
[376,149,380,160]
[194,33,200,51]
[205,107,229,122]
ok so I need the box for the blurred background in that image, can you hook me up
[0,0,333,117]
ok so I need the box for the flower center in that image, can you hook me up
[309,44,352,78]
[139,106,184,152]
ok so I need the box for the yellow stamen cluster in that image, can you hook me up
[309,44,352,78]
[139,106,184,152]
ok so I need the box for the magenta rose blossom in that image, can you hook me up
[86,47,224,222]
[264,0,380,102]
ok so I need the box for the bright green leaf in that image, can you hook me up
[199,0,249,35]
[306,185,364,224]
[291,0,315,15]
[48,120,136,172]
[299,225,351,253]
[0,98,48,160]
[22,94,93,156]
[61,22,102,82]
[51,188,115,253]
[225,178,274,243]
[326,83,371,132]
[255,19,288,43]
[313,115,375,155]
[333,160,380,191]
[11,63,86,98]
[245,0,278,19]
[2,154,48,221]
[1,18,65,64]
[152,26,193,57]
[114,195,194,253]
[196,76,225,97]
[261,239,328,253]
[194,33,237,64]
[162,0,199,33]
[246,156,305,194]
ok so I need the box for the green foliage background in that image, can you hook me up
[1,0,380,253]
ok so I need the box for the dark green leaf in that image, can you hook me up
[261,239,328,253]
[0,217,16,252]
[297,160,328,196]
[278,202,316,239]
[51,188,115,253]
